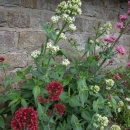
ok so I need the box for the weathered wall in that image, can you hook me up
[0,0,130,92]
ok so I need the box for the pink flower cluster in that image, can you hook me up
[0,57,5,62]
[116,45,125,55]
[11,107,38,130]
[109,60,114,65]
[128,62,130,66]
[115,73,121,80]
[104,36,116,43]
[54,103,66,116]
[46,81,63,101]
[119,14,128,21]
[117,22,125,29]
[38,94,48,103]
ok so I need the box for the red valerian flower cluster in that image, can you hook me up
[0,57,5,62]
[54,103,66,116]
[46,81,63,101]
[11,107,38,130]
[38,94,48,103]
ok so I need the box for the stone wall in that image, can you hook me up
[0,0,130,92]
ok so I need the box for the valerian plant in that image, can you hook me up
[0,0,130,130]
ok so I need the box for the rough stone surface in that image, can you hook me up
[19,31,46,51]
[0,0,21,6]
[8,12,30,28]
[0,31,17,53]
[0,9,7,27]
[22,0,37,9]
[0,53,28,68]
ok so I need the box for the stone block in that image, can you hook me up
[104,0,120,9]
[8,12,30,28]
[0,31,17,53]
[30,10,54,28]
[0,53,27,68]
[19,31,46,51]
[82,0,105,7]
[75,17,102,33]
[0,9,7,27]
[37,0,62,11]
[21,0,37,9]
[81,3,106,19]
[105,8,119,21]
[0,0,21,6]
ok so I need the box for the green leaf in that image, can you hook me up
[6,91,21,100]
[57,50,68,58]
[81,111,91,122]
[24,66,32,75]
[79,90,88,108]
[60,92,69,103]
[12,75,22,82]
[77,78,88,90]
[42,22,50,32]
[33,86,40,102]
[93,98,105,112]
[69,95,80,107]
[21,98,28,107]
[0,63,9,68]
[85,43,95,52]
[71,114,78,125]
[46,30,57,40]
[0,108,6,114]
[3,75,11,87]
[0,116,5,129]
[8,98,19,107]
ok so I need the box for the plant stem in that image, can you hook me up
[79,52,87,62]
[45,54,52,75]
[95,20,130,75]
[54,22,67,45]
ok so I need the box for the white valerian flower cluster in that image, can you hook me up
[99,22,112,34]
[118,100,124,113]
[90,85,100,93]
[93,114,109,130]
[56,31,67,40]
[107,102,112,107]
[46,42,60,53]
[51,15,61,24]
[110,125,121,130]
[118,101,124,107]
[127,105,130,110]
[104,22,112,31]
[56,0,82,16]
[31,50,41,58]
[55,0,81,25]
[125,98,130,102]
[68,24,77,31]
[63,14,75,23]
[62,59,70,66]
[105,79,114,90]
